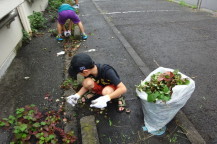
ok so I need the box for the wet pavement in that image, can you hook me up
[1,0,217,143]
[79,0,217,143]
[0,20,64,142]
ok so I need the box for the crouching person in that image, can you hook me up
[56,3,88,41]
[67,53,127,111]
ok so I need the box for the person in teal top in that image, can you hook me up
[58,4,75,12]
[56,4,88,41]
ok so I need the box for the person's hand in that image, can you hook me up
[90,95,111,108]
[66,94,80,106]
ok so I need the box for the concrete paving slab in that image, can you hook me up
[80,115,100,144]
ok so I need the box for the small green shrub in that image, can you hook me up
[22,30,31,44]
[28,12,46,32]
[48,0,64,11]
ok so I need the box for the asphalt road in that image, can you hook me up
[78,0,217,143]
[0,0,216,143]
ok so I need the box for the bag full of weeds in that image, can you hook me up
[136,67,195,133]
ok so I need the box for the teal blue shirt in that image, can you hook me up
[58,4,75,12]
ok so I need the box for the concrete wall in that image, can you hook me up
[23,0,48,16]
[0,0,48,79]
[174,0,217,11]
[0,0,24,19]
[201,0,217,11]
[0,17,23,78]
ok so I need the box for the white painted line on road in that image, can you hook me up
[81,9,180,17]
[91,0,151,76]
[105,10,180,15]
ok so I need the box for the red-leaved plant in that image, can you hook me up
[0,104,76,144]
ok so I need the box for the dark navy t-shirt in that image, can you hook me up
[88,64,121,86]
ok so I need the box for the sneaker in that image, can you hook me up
[81,34,88,40]
[72,4,79,9]
[142,126,166,136]
[149,126,166,136]
[64,31,68,37]
[56,36,63,41]
[142,126,148,131]
[67,30,71,36]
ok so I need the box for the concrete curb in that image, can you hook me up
[91,0,206,143]
[74,25,81,40]
[80,115,100,144]
[63,52,79,137]
[176,111,206,144]
[63,34,98,143]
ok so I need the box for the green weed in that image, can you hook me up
[0,104,76,143]
[60,78,80,90]
[48,28,57,37]
[167,133,178,143]
[179,1,187,6]
[179,1,197,9]
[22,30,31,44]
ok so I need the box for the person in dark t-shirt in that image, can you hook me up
[67,53,127,111]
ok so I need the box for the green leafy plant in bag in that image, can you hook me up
[136,70,190,102]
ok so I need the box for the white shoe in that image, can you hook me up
[72,4,79,9]
[64,31,68,37]
[67,30,71,36]
[64,31,71,37]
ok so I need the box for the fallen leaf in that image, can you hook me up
[109,119,112,126]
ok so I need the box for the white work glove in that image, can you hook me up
[90,95,111,109]
[64,31,71,37]
[66,94,80,106]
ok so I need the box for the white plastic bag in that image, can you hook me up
[136,67,195,132]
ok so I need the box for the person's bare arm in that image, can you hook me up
[76,86,88,96]
[89,82,127,108]
[108,82,127,99]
